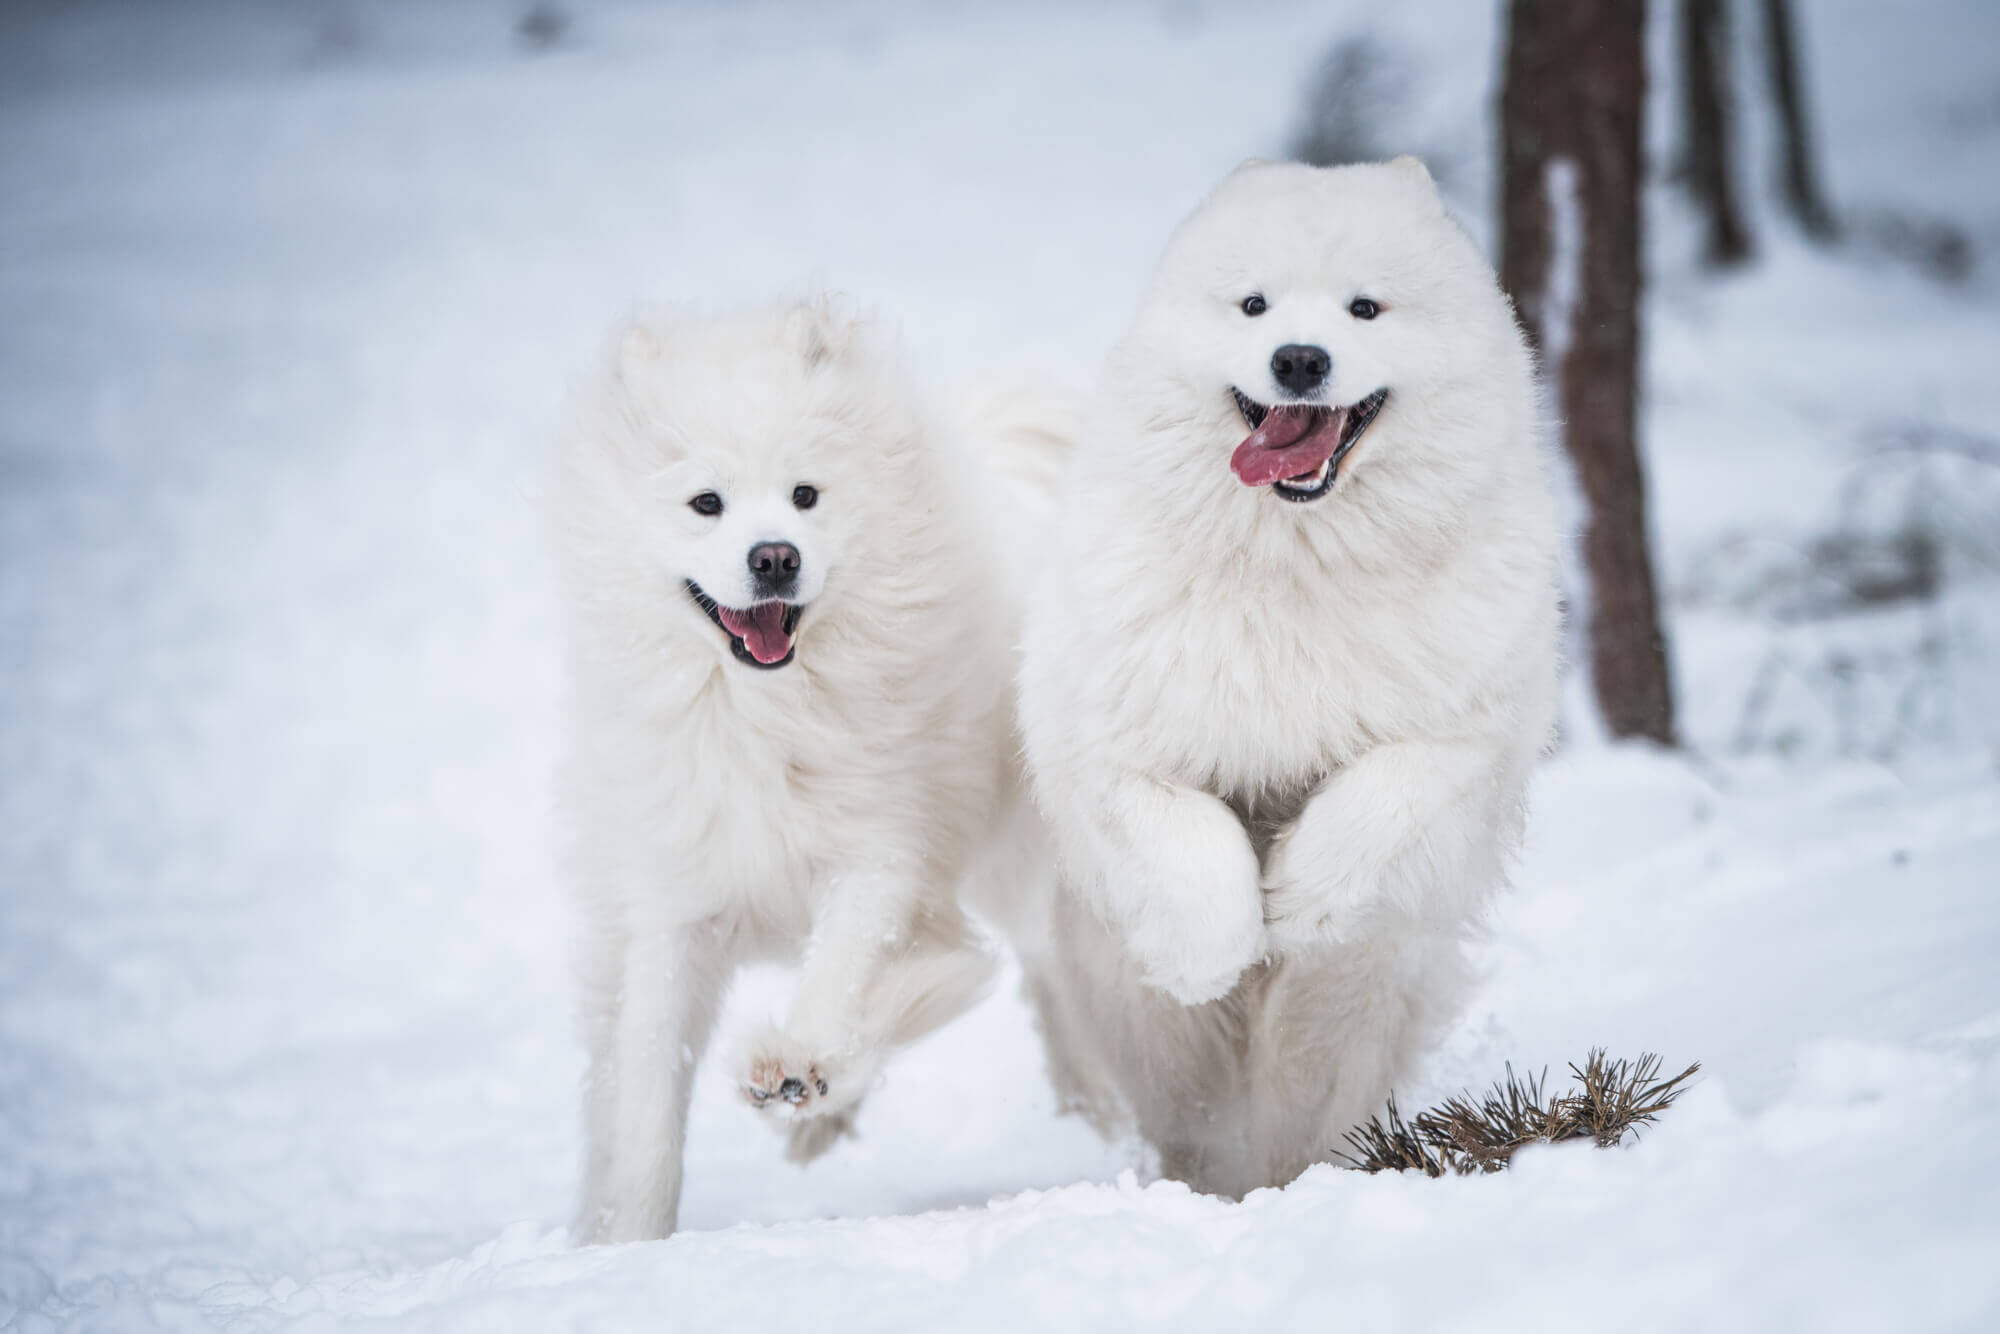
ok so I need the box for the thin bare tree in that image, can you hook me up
[1500,0,1678,745]
[1760,0,1838,238]
[1679,0,1753,266]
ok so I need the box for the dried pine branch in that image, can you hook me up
[1338,1093,1450,1178]
[1338,1049,1701,1176]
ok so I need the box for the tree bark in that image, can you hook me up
[1679,0,1753,266]
[1760,0,1838,238]
[1500,0,1678,745]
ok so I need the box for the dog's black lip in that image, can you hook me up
[1230,385,1269,430]
[684,579,803,670]
[1229,386,1391,503]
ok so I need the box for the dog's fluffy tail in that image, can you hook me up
[940,379,1082,613]
[946,379,1080,500]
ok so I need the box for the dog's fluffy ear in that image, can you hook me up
[1387,154,1436,187]
[1219,158,1286,192]
[1385,155,1448,219]
[1388,155,1447,204]
[787,294,862,368]
[617,322,666,381]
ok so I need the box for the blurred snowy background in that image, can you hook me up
[2,1,1998,1329]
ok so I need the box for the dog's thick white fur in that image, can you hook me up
[1014,159,1561,1196]
[548,299,1053,1243]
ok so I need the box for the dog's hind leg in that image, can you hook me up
[1021,965,1125,1132]
[783,1108,854,1164]
[863,904,996,1050]
[1045,890,1261,1197]
[1243,933,1469,1189]
[585,915,731,1243]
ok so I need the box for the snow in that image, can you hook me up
[3,0,1998,1329]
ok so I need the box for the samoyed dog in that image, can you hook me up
[547,298,1055,1243]
[1014,159,1561,1196]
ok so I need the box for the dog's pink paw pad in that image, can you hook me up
[743,1060,828,1110]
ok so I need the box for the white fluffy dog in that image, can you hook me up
[1014,159,1562,1196]
[547,299,1042,1243]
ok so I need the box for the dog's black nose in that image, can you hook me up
[1271,344,1331,396]
[748,541,801,591]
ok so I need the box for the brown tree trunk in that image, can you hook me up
[1760,0,1838,239]
[1679,0,1753,266]
[1500,0,1678,745]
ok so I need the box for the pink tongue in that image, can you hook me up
[717,602,793,664]
[1229,406,1349,487]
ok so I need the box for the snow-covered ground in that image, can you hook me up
[3,1,1998,1329]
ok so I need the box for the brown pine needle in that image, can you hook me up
[1338,1049,1701,1176]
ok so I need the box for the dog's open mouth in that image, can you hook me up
[1228,387,1390,502]
[685,581,804,669]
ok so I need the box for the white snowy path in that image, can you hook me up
[3,2,1998,1330]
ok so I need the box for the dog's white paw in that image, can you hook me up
[1121,819,1267,1005]
[1262,875,1377,951]
[1261,805,1386,951]
[736,1027,841,1119]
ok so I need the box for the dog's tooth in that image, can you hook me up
[1276,458,1331,492]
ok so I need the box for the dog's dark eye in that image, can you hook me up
[1240,294,1268,317]
[792,484,818,510]
[689,491,723,516]
[1349,297,1381,320]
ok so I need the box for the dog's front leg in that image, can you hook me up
[1046,768,1267,1005]
[585,916,730,1244]
[735,865,990,1141]
[1262,739,1508,951]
